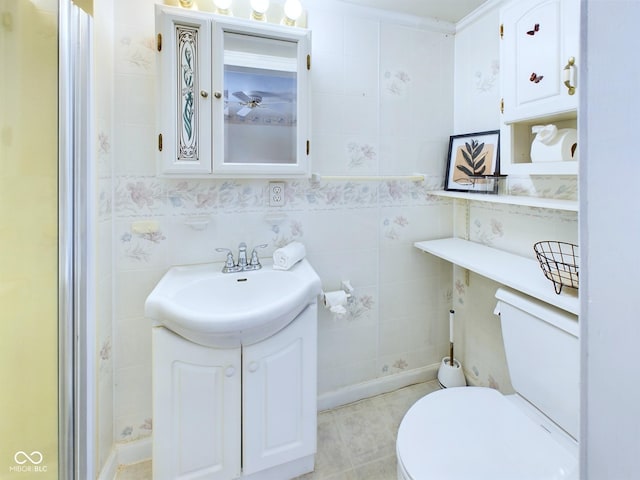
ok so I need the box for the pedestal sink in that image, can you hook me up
[145,259,322,348]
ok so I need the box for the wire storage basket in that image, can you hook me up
[533,241,579,294]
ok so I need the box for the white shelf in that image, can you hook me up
[429,190,578,212]
[415,238,579,315]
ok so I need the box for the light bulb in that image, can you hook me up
[214,0,232,15]
[250,0,269,13]
[283,0,303,25]
[250,0,269,21]
[179,0,194,7]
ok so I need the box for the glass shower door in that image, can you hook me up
[0,0,59,477]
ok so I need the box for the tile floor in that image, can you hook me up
[116,380,440,480]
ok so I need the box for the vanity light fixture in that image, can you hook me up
[282,0,303,26]
[179,0,194,8]
[250,0,269,21]
[213,0,233,15]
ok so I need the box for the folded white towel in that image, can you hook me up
[273,241,306,270]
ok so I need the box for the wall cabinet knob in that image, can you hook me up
[248,361,259,373]
[200,90,209,98]
[214,91,222,99]
[225,366,236,377]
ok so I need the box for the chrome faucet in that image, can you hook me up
[216,243,267,273]
[237,242,248,268]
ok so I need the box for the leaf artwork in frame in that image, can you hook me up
[444,130,500,193]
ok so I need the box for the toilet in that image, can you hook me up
[396,288,579,480]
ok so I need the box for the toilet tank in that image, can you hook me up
[495,288,579,439]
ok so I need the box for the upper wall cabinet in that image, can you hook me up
[499,0,579,175]
[500,0,578,123]
[156,5,312,178]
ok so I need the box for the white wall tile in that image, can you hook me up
[115,316,153,370]
[113,124,156,176]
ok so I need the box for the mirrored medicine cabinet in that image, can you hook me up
[156,5,311,177]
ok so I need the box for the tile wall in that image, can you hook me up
[95,0,457,461]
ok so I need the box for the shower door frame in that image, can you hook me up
[59,1,94,479]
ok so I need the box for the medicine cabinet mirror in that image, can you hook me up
[156,6,311,177]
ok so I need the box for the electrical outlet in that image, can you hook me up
[269,181,285,207]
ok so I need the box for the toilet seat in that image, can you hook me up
[396,387,578,480]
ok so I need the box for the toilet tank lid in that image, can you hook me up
[495,288,578,337]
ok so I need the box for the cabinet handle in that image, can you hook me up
[225,366,236,377]
[214,91,222,99]
[248,361,259,373]
[200,90,209,98]
[563,57,576,95]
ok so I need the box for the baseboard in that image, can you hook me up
[97,436,152,480]
[97,447,118,480]
[317,363,439,411]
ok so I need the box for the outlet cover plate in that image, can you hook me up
[269,182,285,207]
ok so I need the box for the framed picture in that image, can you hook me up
[444,130,500,193]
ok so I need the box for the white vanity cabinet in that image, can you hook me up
[152,303,318,480]
[155,5,311,178]
[499,0,579,175]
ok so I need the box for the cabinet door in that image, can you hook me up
[501,0,579,122]
[211,17,311,177]
[242,303,317,475]
[156,6,213,174]
[153,327,241,480]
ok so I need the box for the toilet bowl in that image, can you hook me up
[396,387,577,480]
[396,288,579,480]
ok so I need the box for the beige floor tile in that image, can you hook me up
[331,397,397,468]
[116,460,152,479]
[353,454,398,480]
[312,411,353,477]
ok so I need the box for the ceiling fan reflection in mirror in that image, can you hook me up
[227,90,294,118]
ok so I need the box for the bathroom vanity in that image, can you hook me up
[153,306,317,480]
[146,259,322,480]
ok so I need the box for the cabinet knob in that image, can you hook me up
[225,366,236,377]
[200,90,209,98]
[214,91,222,99]
[248,361,259,373]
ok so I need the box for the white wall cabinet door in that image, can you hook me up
[156,6,213,175]
[500,0,579,123]
[153,327,241,480]
[499,0,579,175]
[211,17,311,177]
[242,304,317,476]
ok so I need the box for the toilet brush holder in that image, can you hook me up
[437,356,467,389]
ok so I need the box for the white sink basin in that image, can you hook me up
[145,259,322,348]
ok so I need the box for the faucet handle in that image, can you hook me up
[215,248,236,270]
[250,244,268,266]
